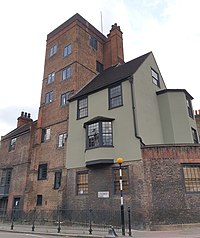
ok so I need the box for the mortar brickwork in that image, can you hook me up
[142,145,200,227]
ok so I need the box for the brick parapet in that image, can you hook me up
[142,144,200,163]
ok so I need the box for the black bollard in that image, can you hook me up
[128,206,132,236]
[32,207,36,231]
[10,209,15,230]
[88,208,92,234]
[57,206,61,233]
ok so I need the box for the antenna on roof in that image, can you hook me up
[100,11,103,34]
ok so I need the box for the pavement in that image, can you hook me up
[1,223,200,238]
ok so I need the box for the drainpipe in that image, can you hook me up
[129,76,145,146]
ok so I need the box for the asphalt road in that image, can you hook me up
[0,232,59,238]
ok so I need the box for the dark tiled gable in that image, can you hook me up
[1,122,33,141]
[69,51,151,101]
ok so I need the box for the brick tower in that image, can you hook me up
[24,13,124,210]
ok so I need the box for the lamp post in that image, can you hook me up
[117,157,125,236]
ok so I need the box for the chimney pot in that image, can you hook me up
[17,111,32,127]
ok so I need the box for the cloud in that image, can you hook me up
[0,106,38,137]
[0,0,200,138]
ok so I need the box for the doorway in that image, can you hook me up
[12,197,21,220]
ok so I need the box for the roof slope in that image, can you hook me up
[70,51,151,101]
[1,123,31,141]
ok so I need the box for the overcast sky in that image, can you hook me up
[0,0,200,138]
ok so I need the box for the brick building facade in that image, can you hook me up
[24,13,125,211]
[142,145,200,228]
[0,13,200,229]
[0,112,35,213]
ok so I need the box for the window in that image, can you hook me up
[0,169,12,186]
[47,72,55,84]
[49,44,57,57]
[38,164,47,180]
[41,128,51,142]
[89,35,97,50]
[96,61,103,73]
[62,66,71,80]
[77,172,88,195]
[58,133,67,148]
[151,68,160,87]
[54,171,62,189]
[113,167,129,194]
[186,97,193,118]
[77,97,88,119]
[182,164,200,193]
[109,84,123,109]
[192,128,198,144]
[36,195,42,206]
[61,92,70,106]
[63,44,72,57]
[9,138,16,151]
[85,120,113,149]
[45,91,53,104]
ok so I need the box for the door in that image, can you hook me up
[12,197,21,220]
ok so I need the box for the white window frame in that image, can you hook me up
[58,133,67,148]
[47,72,55,84]
[62,66,71,80]
[63,44,72,57]
[49,44,57,57]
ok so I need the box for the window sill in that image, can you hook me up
[86,145,114,151]
[109,104,123,110]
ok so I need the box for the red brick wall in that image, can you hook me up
[0,130,32,212]
[27,17,108,211]
[142,145,200,227]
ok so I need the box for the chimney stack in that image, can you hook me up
[17,111,33,127]
[103,23,124,69]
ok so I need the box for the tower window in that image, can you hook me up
[62,66,71,80]
[96,61,103,73]
[47,72,55,84]
[61,92,70,106]
[63,44,72,57]
[38,163,48,180]
[49,44,57,57]
[58,133,67,148]
[45,91,53,104]
[89,36,97,50]
[54,171,62,189]
[41,128,51,142]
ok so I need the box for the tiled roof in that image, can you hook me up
[1,123,32,141]
[69,51,151,101]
